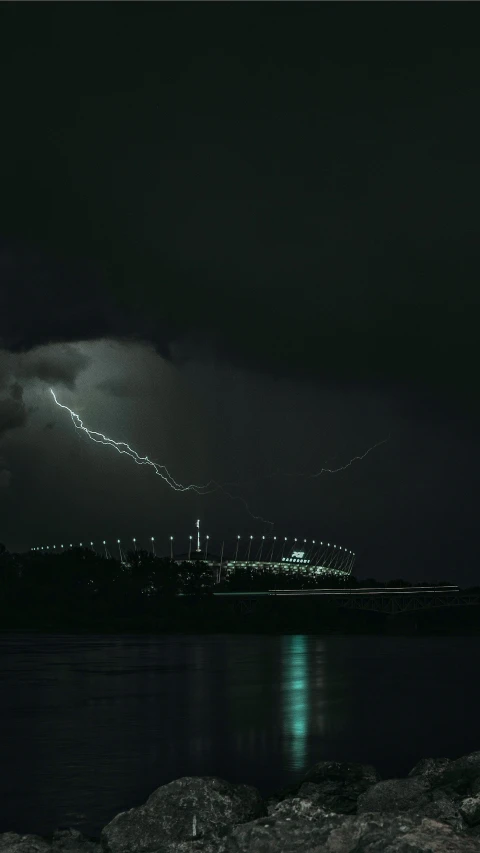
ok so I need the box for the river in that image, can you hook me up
[0,632,477,837]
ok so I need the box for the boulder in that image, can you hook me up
[268,761,381,815]
[51,830,100,853]
[357,776,431,814]
[407,788,465,832]
[351,814,480,853]
[431,752,480,794]
[156,812,480,853]
[100,776,265,853]
[407,756,452,785]
[267,795,337,822]
[461,796,480,827]
[0,836,51,853]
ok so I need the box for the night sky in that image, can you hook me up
[1,5,479,584]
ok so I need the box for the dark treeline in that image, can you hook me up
[0,543,475,634]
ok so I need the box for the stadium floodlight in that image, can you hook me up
[80,542,83,547]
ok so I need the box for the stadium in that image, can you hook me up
[31,521,355,582]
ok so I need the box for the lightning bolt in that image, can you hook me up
[50,389,388,528]
[307,438,389,477]
[49,389,273,525]
[222,438,389,488]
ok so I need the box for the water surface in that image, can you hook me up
[0,633,477,837]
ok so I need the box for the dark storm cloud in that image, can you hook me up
[0,241,162,356]
[95,376,142,399]
[0,344,90,438]
[1,5,479,409]
[0,467,11,489]
[0,383,27,437]
[15,344,90,390]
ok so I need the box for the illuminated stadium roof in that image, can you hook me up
[32,527,355,578]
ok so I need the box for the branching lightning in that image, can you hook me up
[222,438,389,488]
[50,389,388,527]
[49,389,273,525]
[307,438,389,477]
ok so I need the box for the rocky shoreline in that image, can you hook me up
[4,751,480,852]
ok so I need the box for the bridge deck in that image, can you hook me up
[211,588,480,615]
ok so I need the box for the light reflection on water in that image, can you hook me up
[0,633,479,838]
[282,635,310,770]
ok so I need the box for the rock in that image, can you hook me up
[407,756,452,784]
[408,788,465,833]
[51,830,100,853]
[352,814,480,853]
[431,752,480,794]
[357,774,470,832]
[100,776,266,853]
[461,796,480,827]
[267,795,337,822]
[0,835,51,853]
[269,761,381,815]
[159,812,480,853]
[265,782,301,811]
[357,776,431,814]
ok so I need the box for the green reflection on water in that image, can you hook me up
[282,635,309,771]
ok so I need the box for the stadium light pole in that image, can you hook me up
[235,535,240,562]
[103,540,107,559]
[133,537,137,553]
[218,541,224,584]
[205,535,209,560]
[259,535,265,562]
[269,535,277,562]
[170,536,174,560]
[151,536,155,557]
[281,537,287,561]
[247,535,253,563]
[188,535,192,561]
